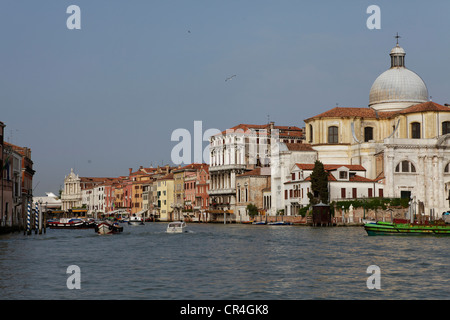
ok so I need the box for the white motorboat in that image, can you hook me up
[128,214,144,226]
[166,221,187,233]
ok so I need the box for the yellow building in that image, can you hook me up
[156,173,174,221]
[303,41,450,215]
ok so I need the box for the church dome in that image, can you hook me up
[369,44,429,111]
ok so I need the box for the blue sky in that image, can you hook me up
[1,0,450,196]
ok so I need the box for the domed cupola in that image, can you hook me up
[369,36,429,112]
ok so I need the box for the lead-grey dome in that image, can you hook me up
[369,44,429,111]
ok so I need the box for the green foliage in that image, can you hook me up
[298,206,309,217]
[308,160,329,205]
[246,203,259,217]
[331,197,409,211]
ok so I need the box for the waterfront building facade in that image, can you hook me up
[303,42,450,216]
[235,167,271,222]
[2,141,34,229]
[208,122,304,221]
[284,163,383,215]
[156,173,174,221]
[61,168,117,213]
[270,142,317,216]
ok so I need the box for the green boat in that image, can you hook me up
[364,219,450,236]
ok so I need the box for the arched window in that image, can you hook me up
[395,160,416,173]
[309,124,313,143]
[445,163,450,173]
[328,126,338,144]
[442,121,450,135]
[411,122,421,139]
[364,127,374,142]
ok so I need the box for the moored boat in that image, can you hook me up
[48,218,95,229]
[95,221,123,235]
[268,221,292,225]
[364,219,450,236]
[252,221,266,225]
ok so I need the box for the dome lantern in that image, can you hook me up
[369,36,428,112]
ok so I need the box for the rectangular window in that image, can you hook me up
[341,188,346,199]
[364,127,373,142]
[443,122,450,135]
[328,126,338,143]
[411,122,421,139]
[339,171,348,179]
[352,188,357,199]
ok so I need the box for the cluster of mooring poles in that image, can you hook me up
[25,201,46,235]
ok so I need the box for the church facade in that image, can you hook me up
[304,42,450,217]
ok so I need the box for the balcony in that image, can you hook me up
[209,164,247,172]
[208,188,236,195]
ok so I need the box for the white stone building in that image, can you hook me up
[303,41,450,217]
[208,122,304,220]
[284,163,384,215]
[61,168,116,213]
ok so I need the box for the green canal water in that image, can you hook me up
[0,222,449,299]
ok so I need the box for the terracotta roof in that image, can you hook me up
[305,102,450,122]
[284,143,315,152]
[294,163,366,171]
[159,173,174,180]
[237,168,271,177]
[396,101,450,114]
[216,123,302,136]
[349,175,376,182]
[302,174,374,183]
[304,107,394,121]
[172,163,208,173]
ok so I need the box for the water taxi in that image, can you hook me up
[166,221,187,233]
[128,214,144,226]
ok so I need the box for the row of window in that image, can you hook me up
[394,161,450,173]
[284,187,383,199]
[310,121,450,143]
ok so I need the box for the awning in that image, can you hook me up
[72,209,87,213]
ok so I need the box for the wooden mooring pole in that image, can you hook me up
[34,202,38,234]
[26,201,31,235]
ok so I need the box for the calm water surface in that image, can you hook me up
[0,223,449,299]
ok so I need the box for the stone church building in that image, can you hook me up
[303,41,450,217]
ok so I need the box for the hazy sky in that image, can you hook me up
[1,0,450,196]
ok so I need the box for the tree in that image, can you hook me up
[307,160,329,205]
[246,203,259,218]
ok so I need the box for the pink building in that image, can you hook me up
[183,163,209,221]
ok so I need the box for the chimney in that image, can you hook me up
[129,168,132,175]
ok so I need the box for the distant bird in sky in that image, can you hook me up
[225,75,236,82]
